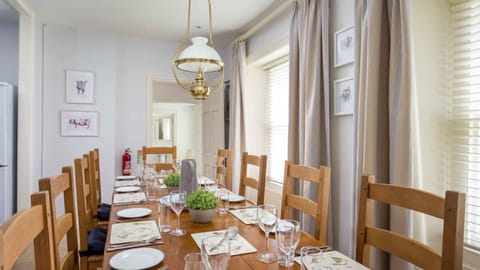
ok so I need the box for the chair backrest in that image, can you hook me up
[215,148,232,190]
[356,175,465,270]
[280,160,331,243]
[238,152,267,205]
[88,148,102,209]
[74,156,95,255]
[39,166,79,270]
[142,146,177,172]
[0,191,55,270]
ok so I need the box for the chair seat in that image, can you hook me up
[87,227,107,255]
[97,203,111,221]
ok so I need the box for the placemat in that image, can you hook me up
[191,230,257,256]
[228,208,257,224]
[294,250,369,270]
[114,179,141,187]
[113,192,146,204]
[110,220,160,244]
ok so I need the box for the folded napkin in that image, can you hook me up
[113,192,146,204]
[228,208,257,225]
[294,250,369,270]
[115,179,141,187]
[110,220,161,245]
[191,230,257,256]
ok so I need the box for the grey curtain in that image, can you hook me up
[288,0,330,239]
[354,0,416,269]
[229,41,247,194]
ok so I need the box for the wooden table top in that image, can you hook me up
[102,188,325,270]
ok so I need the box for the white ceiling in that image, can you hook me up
[21,0,283,47]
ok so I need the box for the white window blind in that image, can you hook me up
[266,60,289,183]
[450,0,480,250]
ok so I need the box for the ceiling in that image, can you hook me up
[20,0,283,47]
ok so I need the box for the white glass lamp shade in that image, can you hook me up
[176,36,223,73]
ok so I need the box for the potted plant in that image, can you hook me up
[186,190,219,223]
[164,172,180,191]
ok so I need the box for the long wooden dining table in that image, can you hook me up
[102,185,326,270]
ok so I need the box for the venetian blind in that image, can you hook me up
[266,60,289,183]
[450,0,480,249]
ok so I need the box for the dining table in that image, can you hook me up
[102,177,362,270]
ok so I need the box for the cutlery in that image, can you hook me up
[228,205,257,210]
[107,237,164,251]
[209,226,239,252]
[114,200,147,206]
[295,245,333,256]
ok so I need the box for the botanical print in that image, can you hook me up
[335,26,355,67]
[66,70,95,103]
[334,78,354,116]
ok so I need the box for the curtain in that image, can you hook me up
[354,0,417,269]
[229,41,247,194]
[288,0,330,239]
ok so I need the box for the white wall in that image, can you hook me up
[330,0,355,256]
[42,25,117,199]
[0,19,19,86]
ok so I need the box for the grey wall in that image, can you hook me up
[0,19,19,86]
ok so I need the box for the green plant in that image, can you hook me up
[164,173,180,187]
[186,190,218,210]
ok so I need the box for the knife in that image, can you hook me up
[107,240,164,252]
[228,205,257,210]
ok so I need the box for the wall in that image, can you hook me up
[115,36,181,178]
[329,0,355,256]
[42,25,117,199]
[0,19,19,86]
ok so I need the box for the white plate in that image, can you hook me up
[116,175,137,180]
[109,247,164,270]
[115,186,141,193]
[198,176,216,185]
[116,208,152,218]
[228,192,245,202]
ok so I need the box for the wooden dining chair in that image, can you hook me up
[142,146,177,172]
[0,191,55,270]
[86,150,109,228]
[216,148,232,190]
[280,160,331,244]
[356,175,465,270]
[39,166,79,270]
[238,152,267,205]
[74,156,105,270]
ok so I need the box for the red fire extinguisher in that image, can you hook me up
[122,148,132,176]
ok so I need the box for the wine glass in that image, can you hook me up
[276,219,301,268]
[201,234,231,270]
[169,190,186,236]
[256,205,278,263]
[173,160,181,173]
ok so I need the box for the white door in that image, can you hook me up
[202,87,224,179]
[0,83,14,224]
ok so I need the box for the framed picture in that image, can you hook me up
[65,69,95,104]
[334,77,354,116]
[61,110,99,136]
[334,26,354,67]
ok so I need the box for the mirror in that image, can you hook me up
[153,113,174,146]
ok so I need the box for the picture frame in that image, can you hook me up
[334,26,355,67]
[334,77,354,116]
[61,110,99,136]
[65,69,95,104]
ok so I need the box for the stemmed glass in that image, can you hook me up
[276,219,301,268]
[173,160,181,173]
[169,190,186,236]
[256,205,278,263]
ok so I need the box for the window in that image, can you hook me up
[449,0,480,250]
[266,60,289,183]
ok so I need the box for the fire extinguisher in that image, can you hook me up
[122,148,132,176]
